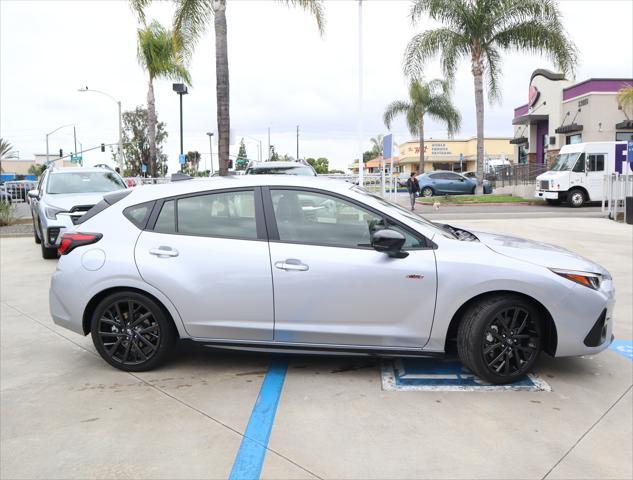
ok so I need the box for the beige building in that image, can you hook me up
[511,69,633,165]
[397,137,514,175]
[0,158,38,175]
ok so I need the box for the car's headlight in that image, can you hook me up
[550,268,602,290]
[45,206,68,220]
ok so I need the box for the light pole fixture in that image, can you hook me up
[243,135,263,162]
[77,87,123,169]
[206,132,214,175]
[45,124,75,166]
[173,83,188,158]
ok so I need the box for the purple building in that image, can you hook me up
[511,69,633,165]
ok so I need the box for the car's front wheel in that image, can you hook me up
[91,291,176,372]
[39,224,58,259]
[32,215,41,244]
[457,295,542,384]
[567,188,586,208]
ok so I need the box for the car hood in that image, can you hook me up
[44,192,107,210]
[473,231,608,275]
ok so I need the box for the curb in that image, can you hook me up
[0,233,32,238]
[416,201,537,207]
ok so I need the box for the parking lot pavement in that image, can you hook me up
[1,217,631,480]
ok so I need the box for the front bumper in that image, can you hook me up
[41,215,75,248]
[535,190,565,200]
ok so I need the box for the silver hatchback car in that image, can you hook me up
[50,176,615,384]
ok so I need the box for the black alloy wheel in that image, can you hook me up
[421,186,434,197]
[457,295,542,384]
[91,292,176,371]
[481,306,540,377]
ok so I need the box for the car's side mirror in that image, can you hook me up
[27,189,39,200]
[371,229,409,258]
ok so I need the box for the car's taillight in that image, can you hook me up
[58,232,103,255]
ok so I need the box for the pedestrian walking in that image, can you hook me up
[406,171,420,211]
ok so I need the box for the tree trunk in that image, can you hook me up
[214,0,230,176]
[418,117,425,174]
[147,77,158,177]
[472,56,485,195]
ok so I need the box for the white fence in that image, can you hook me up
[0,181,37,204]
[319,173,403,200]
[602,173,633,221]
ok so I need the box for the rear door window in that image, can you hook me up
[154,200,176,233]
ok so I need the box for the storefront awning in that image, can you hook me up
[554,123,583,134]
[615,119,633,129]
[509,136,528,145]
[512,114,548,125]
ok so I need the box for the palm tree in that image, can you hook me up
[137,20,191,176]
[617,85,633,120]
[170,0,325,175]
[403,0,578,193]
[369,134,384,159]
[383,78,461,173]
[0,138,16,159]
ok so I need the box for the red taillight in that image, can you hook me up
[58,232,103,256]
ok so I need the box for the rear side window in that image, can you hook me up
[123,202,154,229]
[154,200,176,233]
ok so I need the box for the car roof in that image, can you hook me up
[248,161,311,168]
[48,167,117,174]
[123,175,355,203]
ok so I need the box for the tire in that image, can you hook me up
[421,186,434,197]
[471,186,476,195]
[567,189,586,208]
[457,295,542,385]
[91,291,177,372]
[545,199,562,206]
[33,216,41,244]
[39,224,57,259]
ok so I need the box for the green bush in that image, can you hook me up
[0,201,15,226]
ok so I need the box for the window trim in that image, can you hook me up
[262,186,434,251]
[146,187,267,242]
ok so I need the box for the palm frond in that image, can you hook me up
[410,0,466,29]
[383,100,411,130]
[173,0,214,54]
[138,20,192,84]
[426,96,461,137]
[492,19,578,76]
[129,0,152,24]
[403,28,466,79]
[484,46,502,103]
[278,0,326,36]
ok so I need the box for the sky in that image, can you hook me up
[1,0,632,173]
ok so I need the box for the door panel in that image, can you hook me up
[136,232,273,340]
[269,243,437,347]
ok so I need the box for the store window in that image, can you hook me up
[566,134,582,145]
[615,132,633,142]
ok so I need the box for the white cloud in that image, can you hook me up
[1,0,631,172]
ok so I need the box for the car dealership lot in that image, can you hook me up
[1,216,631,479]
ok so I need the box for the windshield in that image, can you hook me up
[47,172,126,194]
[550,152,581,171]
[247,166,315,176]
[350,186,457,239]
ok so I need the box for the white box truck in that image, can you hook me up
[535,141,631,207]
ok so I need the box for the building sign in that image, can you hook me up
[528,85,540,107]
[578,98,589,107]
[405,143,453,155]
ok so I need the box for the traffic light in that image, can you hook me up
[59,149,63,158]
[227,159,233,169]
[100,143,105,152]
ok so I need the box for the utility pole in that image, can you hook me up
[357,0,364,186]
[73,126,77,158]
[267,127,271,161]
[206,132,214,175]
[296,125,299,159]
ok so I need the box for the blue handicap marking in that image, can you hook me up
[382,357,550,391]
[610,339,633,362]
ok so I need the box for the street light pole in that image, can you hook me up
[45,123,75,166]
[243,136,262,162]
[77,87,124,169]
[357,0,364,186]
[173,83,188,169]
[206,132,214,175]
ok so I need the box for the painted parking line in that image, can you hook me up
[610,339,633,362]
[381,358,551,392]
[229,359,288,480]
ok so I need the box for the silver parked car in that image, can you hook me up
[50,176,615,384]
[245,160,317,176]
[28,166,127,259]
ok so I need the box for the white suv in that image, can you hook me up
[28,166,127,258]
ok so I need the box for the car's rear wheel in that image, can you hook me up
[91,291,176,372]
[457,295,542,385]
[421,186,434,197]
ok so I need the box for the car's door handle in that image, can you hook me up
[149,247,179,257]
[274,259,309,271]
